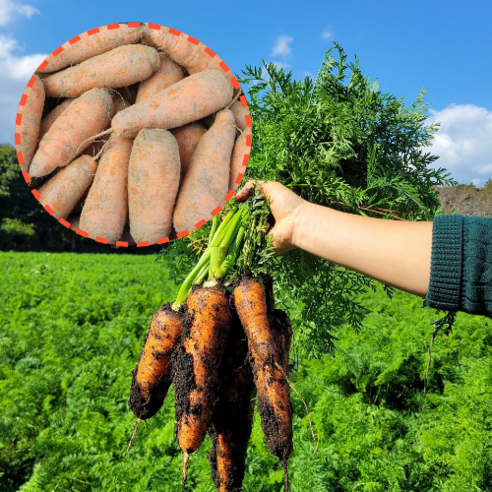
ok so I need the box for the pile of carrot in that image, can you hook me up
[127,205,296,491]
[16,23,251,246]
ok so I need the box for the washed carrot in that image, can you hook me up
[112,69,233,138]
[128,129,180,244]
[233,278,293,473]
[173,109,236,233]
[136,54,185,103]
[129,304,183,420]
[42,24,144,73]
[171,122,206,180]
[38,98,72,142]
[208,314,255,492]
[29,88,114,178]
[17,76,45,171]
[79,134,133,243]
[42,44,160,98]
[38,154,97,220]
[173,284,232,480]
[229,99,250,132]
[142,26,233,87]
[229,127,251,192]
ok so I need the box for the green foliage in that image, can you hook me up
[233,45,456,356]
[2,253,492,491]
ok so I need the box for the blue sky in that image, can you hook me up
[1,0,491,185]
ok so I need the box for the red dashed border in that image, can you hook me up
[16,22,252,247]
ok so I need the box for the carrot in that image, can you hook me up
[38,154,97,220]
[41,24,144,73]
[269,309,293,375]
[136,54,185,103]
[29,88,114,178]
[172,284,232,480]
[129,304,183,420]
[170,122,206,180]
[142,26,234,88]
[16,76,45,171]
[173,109,236,233]
[208,314,255,492]
[229,127,251,192]
[229,99,250,132]
[42,44,160,98]
[233,278,293,473]
[79,134,133,243]
[111,69,233,138]
[38,98,72,142]
[128,129,180,244]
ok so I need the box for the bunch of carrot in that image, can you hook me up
[16,23,251,245]
[128,202,296,491]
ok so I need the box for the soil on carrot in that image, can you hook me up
[208,314,255,491]
[128,303,180,420]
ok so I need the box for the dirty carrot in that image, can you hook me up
[172,284,233,482]
[233,277,293,483]
[129,304,183,421]
[207,314,255,492]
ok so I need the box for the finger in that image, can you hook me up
[233,180,265,202]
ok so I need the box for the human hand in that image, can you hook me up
[234,180,306,255]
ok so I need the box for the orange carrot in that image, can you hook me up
[229,99,250,131]
[42,44,160,98]
[173,109,236,233]
[228,127,251,192]
[173,285,232,479]
[233,278,293,471]
[142,26,233,87]
[29,88,114,178]
[79,134,133,243]
[16,76,45,171]
[41,24,144,73]
[208,314,255,492]
[129,304,183,420]
[128,129,180,244]
[38,154,97,220]
[38,98,72,142]
[136,54,185,103]
[170,122,206,180]
[112,69,233,138]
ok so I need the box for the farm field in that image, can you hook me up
[1,252,492,492]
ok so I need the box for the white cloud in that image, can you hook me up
[426,104,492,186]
[322,27,334,40]
[0,34,47,144]
[271,35,293,58]
[0,0,39,26]
[273,61,290,70]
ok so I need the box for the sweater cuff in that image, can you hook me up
[425,215,464,312]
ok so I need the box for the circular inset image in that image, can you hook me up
[15,22,252,247]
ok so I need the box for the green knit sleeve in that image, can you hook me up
[426,214,492,318]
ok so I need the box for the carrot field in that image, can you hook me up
[1,251,492,492]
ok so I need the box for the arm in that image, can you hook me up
[236,181,432,297]
[293,202,433,297]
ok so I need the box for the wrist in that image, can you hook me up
[291,200,313,251]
